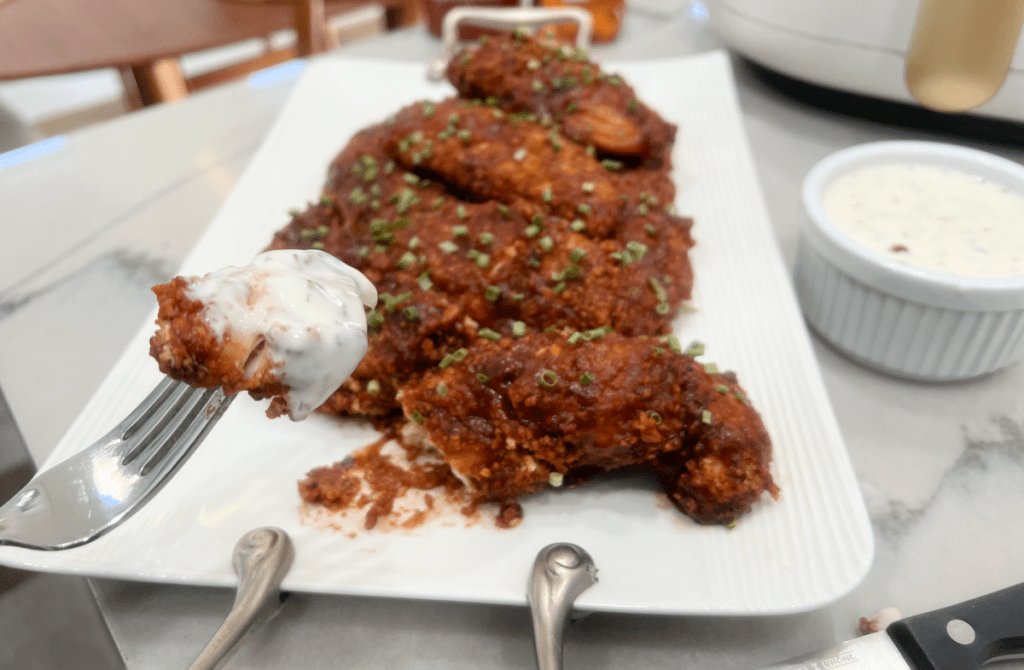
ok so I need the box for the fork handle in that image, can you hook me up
[188,527,295,670]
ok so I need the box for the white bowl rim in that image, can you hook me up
[802,140,1024,312]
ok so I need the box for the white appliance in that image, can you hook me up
[706,0,1024,123]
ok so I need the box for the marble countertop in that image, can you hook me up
[2,4,1024,669]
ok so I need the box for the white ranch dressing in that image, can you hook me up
[823,162,1024,278]
[186,249,378,420]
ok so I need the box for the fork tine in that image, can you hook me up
[120,381,202,466]
[137,387,225,477]
[112,375,180,441]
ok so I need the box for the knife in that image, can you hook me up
[759,581,1024,669]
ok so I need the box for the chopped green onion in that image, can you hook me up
[452,348,469,361]
[439,240,458,254]
[397,251,417,269]
[566,331,582,345]
[538,370,559,387]
[403,306,420,320]
[686,341,705,357]
[411,410,425,424]
[475,253,491,268]
[701,409,712,425]
[570,219,586,232]
[649,411,662,424]
[569,248,587,263]
[417,271,433,291]
[512,321,527,337]
[538,236,554,252]
[366,309,384,330]
[577,203,592,215]
[366,380,381,395]
[704,363,719,374]
[549,472,564,487]
[479,232,494,245]
[579,371,594,386]
[485,285,501,302]
[716,384,730,394]
[649,277,668,302]
[476,373,490,383]
[581,182,595,193]
[436,382,448,397]
[478,328,501,341]
[452,224,468,237]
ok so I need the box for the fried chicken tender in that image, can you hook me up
[397,331,778,525]
[150,250,376,420]
[383,98,664,239]
[150,276,286,404]
[446,32,676,166]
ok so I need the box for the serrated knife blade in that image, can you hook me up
[756,581,1024,670]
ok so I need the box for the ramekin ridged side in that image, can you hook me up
[794,141,1024,381]
[794,238,1024,380]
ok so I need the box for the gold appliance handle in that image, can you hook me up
[905,0,1024,112]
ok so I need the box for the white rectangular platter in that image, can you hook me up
[0,51,873,615]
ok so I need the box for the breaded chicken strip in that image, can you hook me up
[382,98,654,239]
[446,31,676,167]
[397,331,778,525]
[150,250,376,420]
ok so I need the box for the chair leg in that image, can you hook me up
[293,0,334,56]
[123,60,190,106]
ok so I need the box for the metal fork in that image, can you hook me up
[0,376,233,550]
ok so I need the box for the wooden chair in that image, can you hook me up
[0,0,422,109]
[126,0,423,107]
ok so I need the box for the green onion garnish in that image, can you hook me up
[538,370,559,387]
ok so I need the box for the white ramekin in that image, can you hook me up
[794,140,1024,381]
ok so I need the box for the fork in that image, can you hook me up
[0,376,233,550]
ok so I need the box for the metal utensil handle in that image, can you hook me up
[188,527,295,670]
[428,5,594,80]
[527,543,598,670]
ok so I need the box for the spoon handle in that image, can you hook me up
[188,527,295,670]
[527,543,598,670]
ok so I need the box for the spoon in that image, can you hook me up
[527,543,598,670]
[187,526,295,670]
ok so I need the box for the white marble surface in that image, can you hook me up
[2,4,1024,669]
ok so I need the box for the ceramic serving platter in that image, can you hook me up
[0,52,873,615]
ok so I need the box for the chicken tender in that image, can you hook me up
[446,31,676,166]
[150,250,376,420]
[397,331,778,525]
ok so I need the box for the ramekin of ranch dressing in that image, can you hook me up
[795,141,1024,381]
[187,249,378,420]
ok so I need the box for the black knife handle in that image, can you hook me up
[887,581,1024,670]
